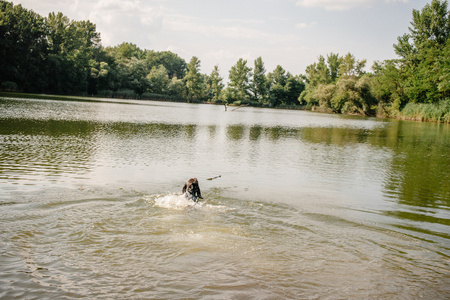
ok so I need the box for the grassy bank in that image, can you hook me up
[0,91,94,102]
[0,91,190,103]
[400,100,450,123]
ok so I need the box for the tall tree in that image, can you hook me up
[88,61,111,94]
[46,12,70,54]
[228,58,252,102]
[285,75,305,106]
[250,57,268,103]
[147,65,170,94]
[167,76,186,97]
[327,53,341,82]
[184,56,203,101]
[116,42,144,60]
[267,65,288,87]
[209,65,224,102]
[300,53,369,111]
[371,60,405,110]
[0,2,48,91]
[43,11,102,94]
[331,75,376,115]
[305,55,331,86]
[267,65,288,106]
[392,0,450,103]
[145,50,186,79]
[339,53,366,77]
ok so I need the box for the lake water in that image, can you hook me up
[0,96,449,299]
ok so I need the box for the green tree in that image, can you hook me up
[88,60,111,94]
[267,65,289,106]
[250,57,268,103]
[116,42,144,60]
[68,20,101,93]
[331,75,376,115]
[285,75,305,106]
[437,40,450,95]
[0,1,48,91]
[42,10,102,94]
[300,53,371,112]
[409,0,449,47]
[314,84,335,109]
[145,50,186,79]
[392,0,450,103]
[304,55,331,87]
[268,65,288,87]
[339,53,366,77]
[147,65,170,94]
[300,56,332,107]
[185,56,203,101]
[45,11,71,93]
[209,65,224,102]
[113,57,149,96]
[371,60,406,112]
[167,77,186,97]
[227,58,252,103]
[46,12,70,54]
[327,53,341,82]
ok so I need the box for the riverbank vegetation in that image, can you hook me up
[0,0,449,122]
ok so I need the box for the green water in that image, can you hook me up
[0,96,449,299]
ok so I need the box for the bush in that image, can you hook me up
[141,92,186,102]
[97,90,114,98]
[1,81,19,92]
[211,98,225,104]
[114,89,137,99]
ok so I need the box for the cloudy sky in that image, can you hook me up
[15,0,429,79]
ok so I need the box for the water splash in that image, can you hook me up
[145,193,232,212]
[150,193,194,210]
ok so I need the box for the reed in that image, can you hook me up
[401,100,450,123]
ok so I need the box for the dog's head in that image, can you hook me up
[183,178,203,199]
[186,178,199,192]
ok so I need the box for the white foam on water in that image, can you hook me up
[152,193,195,210]
[144,193,233,212]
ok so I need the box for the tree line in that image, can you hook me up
[0,0,449,121]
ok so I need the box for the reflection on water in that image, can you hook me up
[0,97,449,299]
[0,119,98,186]
[383,121,450,208]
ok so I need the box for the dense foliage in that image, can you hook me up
[0,0,449,121]
[373,0,450,119]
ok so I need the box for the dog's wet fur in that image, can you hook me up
[182,178,203,202]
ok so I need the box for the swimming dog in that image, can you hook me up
[182,178,203,202]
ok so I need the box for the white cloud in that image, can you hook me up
[296,22,316,29]
[385,0,409,3]
[296,0,374,10]
[13,0,420,81]
[87,0,163,29]
[69,0,164,45]
[165,14,273,41]
[204,49,235,62]
[296,0,410,10]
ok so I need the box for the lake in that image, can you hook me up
[0,96,449,299]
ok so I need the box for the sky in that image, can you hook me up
[14,0,430,80]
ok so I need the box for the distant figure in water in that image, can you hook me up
[182,178,203,202]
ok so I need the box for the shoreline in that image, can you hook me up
[1,91,449,124]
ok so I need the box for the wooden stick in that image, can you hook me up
[206,175,221,181]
